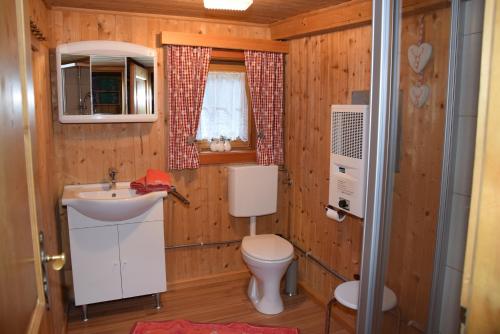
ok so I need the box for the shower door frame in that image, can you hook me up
[357,0,462,332]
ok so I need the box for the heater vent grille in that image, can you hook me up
[331,111,364,159]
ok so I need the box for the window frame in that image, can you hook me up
[198,49,256,165]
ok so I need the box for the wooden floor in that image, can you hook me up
[66,277,352,334]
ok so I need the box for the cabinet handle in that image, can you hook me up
[122,261,127,269]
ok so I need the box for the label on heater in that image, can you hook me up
[336,178,355,196]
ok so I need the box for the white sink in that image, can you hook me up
[61,182,168,221]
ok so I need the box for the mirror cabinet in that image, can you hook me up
[56,41,157,123]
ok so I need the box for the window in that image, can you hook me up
[197,51,256,164]
[197,64,249,143]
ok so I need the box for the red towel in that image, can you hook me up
[131,169,172,194]
[146,168,172,188]
[130,176,146,189]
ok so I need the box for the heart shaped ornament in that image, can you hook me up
[410,84,430,108]
[408,43,432,73]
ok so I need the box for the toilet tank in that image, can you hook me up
[228,165,278,217]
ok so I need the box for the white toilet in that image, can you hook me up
[228,164,294,315]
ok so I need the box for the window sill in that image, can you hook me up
[199,150,257,165]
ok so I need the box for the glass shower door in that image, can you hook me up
[358,0,456,333]
[382,3,453,333]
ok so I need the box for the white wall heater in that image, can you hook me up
[329,105,369,218]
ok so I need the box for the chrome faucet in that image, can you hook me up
[108,167,118,189]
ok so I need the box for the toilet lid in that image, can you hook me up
[241,234,294,262]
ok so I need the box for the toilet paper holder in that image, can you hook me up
[325,205,346,222]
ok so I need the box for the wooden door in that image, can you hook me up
[69,226,123,305]
[119,221,166,298]
[129,62,150,114]
[0,0,52,332]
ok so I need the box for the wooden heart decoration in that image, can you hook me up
[410,84,429,108]
[408,43,432,73]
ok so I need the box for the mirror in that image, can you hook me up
[61,55,91,115]
[57,41,157,123]
[90,56,127,115]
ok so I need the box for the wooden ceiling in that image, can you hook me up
[44,0,352,24]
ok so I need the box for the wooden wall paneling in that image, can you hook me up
[333,24,349,277]
[317,33,330,274]
[312,34,327,291]
[50,8,283,293]
[282,14,375,330]
[297,36,310,252]
[270,0,450,40]
[271,0,372,40]
[28,0,71,331]
[32,43,68,334]
[204,167,221,243]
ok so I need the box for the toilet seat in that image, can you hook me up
[242,234,294,262]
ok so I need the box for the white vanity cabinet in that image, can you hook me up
[67,200,166,308]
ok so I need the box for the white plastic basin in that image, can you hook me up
[61,182,167,221]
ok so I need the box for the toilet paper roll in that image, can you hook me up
[326,207,346,222]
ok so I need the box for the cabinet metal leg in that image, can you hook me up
[81,304,88,322]
[154,293,161,309]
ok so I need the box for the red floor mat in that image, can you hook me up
[131,319,300,334]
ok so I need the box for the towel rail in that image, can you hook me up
[168,187,190,205]
[165,239,241,250]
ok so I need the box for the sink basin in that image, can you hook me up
[61,182,168,221]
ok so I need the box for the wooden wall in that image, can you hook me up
[48,8,289,291]
[284,22,370,332]
[283,7,450,333]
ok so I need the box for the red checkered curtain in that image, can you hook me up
[167,45,211,170]
[244,51,284,165]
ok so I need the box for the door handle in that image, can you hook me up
[42,253,66,271]
[39,231,65,309]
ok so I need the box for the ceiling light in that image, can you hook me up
[203,0,253,11]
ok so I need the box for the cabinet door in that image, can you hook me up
[69,225,122,305]
[118,221,166,298]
